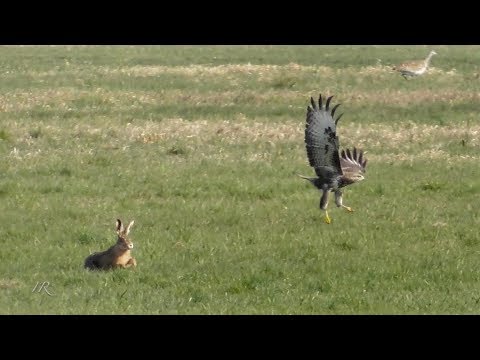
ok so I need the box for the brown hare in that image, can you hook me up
[84,219,137,270]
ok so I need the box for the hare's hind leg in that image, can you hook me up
[84,253,103,270]
[126,257,137,268]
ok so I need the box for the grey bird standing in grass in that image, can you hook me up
[299,94,367,224]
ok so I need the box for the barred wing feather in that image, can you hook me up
[340,147,367,176]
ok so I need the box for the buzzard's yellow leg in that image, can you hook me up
[335,190,354,213]
[324,210,331,224]
[320,188,331,224]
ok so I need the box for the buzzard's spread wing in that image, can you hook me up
[340,147,367,177]
[305,94,344,178]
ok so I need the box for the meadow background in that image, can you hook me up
[0,45,479,314]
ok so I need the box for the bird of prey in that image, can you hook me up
[392,50,437,79]
[299,94,367,224]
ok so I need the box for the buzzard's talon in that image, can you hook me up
[324,211,331,224]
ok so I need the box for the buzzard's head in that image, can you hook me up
[350,172,365,183]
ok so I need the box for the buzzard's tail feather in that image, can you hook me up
[335,113,344,125]
[325,96,333,111]
[331,103,341,117]
[297,174,316,181]
[297,174,318,186]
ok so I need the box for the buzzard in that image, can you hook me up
[299,94,367,224]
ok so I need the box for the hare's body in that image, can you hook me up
[84,245,136,270]
[84,219,137,271]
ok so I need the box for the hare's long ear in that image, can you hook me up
[126,220,134,235]
[116,219,124,234]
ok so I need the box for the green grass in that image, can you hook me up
[0,45,479,314]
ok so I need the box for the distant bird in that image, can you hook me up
[392,50,437,79]
[299,94,367,224]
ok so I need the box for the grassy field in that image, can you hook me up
[0,45,479,314]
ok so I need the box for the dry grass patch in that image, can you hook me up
[97,63,318,78]
[342,89,480,106]
[1,86,476,114]
[133,118,479,146]
[133,118,301,145]
[161,88,479,107]
[95,63,460,80]
[0,279,21,289]
[0,87,132,112]
[369,149,479,164]
[100,88,480,108]
[0,88,81,112]
[132,119,480,164]
[5,117,478,164]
